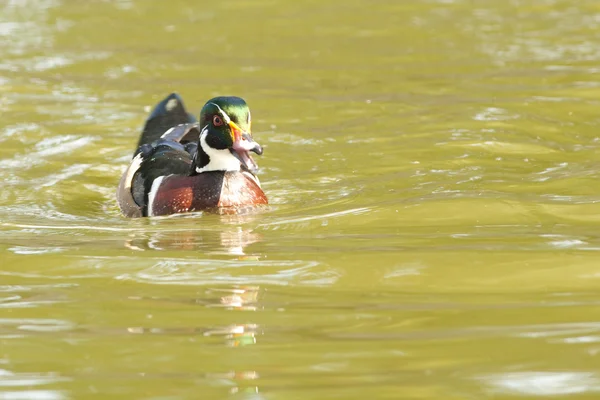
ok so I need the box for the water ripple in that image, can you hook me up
[116,260,340,287]
[0,318,74,333]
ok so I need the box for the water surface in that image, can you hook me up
[2,0,600,398]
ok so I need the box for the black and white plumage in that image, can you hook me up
[117,93,267,218]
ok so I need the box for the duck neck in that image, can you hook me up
[192,129,241,174]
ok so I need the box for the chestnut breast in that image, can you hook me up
[148,171,267,216]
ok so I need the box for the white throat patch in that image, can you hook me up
[195,128,241,173]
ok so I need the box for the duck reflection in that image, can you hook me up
[205,286,260,311]
[204,286,260,346]
[125,321,259,347]
[126,285,263,395]
[204,323,259,347]
[123,212,262,255]
[204,286,260,347]
[206,371,261,397]
[122,212,265,395]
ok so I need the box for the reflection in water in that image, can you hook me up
[0,368,69,400]
[126,287,260,342]
[124,214,263,256]
[478,371,600,396]
[206,286,260,311]
[206,371,261,398]
[0,318,74,333]
[204,324,259,347]
[125,323,258,348]
[125,285,262,393]
[206,287,261,395]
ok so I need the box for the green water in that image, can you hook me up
[3,0,600,398]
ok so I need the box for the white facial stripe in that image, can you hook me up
[208,102,231,124]
[196,130,241,173]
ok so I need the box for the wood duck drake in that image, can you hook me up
[117,93,267,217]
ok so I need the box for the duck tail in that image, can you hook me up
[136,93,197,151]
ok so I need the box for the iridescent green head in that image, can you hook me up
[195,96,262,174]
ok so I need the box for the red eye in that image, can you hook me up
[213,115,223,126]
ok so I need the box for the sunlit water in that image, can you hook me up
[2,0,600,398]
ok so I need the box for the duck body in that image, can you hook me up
[117,93,268,218]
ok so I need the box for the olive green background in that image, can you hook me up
[2,0,600,399]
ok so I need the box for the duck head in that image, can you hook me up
[193,96,263,175]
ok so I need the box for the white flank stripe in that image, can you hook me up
[125,153,144,190]
[147,175,166,216]
[160,126,176,138]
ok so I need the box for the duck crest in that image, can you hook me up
[116,93,268,218]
